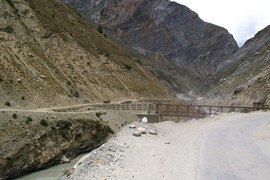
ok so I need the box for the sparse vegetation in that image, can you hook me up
[106,126,114,134]
[66,80,71,86]
[25,118,32,124]
[62,168,70,176]
[56,120,72,129]
[73,91,79,98]
[95,122,101,128]
[123,63,132,70]
[5,101,11,106]
[12,113,17,119]
[40,119,48,126]
[26,116,33,123]
[96,112,106,118]
[97,25,103,34]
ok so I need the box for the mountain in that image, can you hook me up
[0,0,173,109]
[60,0,239,92]
[201,25,270,106]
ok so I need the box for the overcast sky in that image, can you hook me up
[173,0,270,46]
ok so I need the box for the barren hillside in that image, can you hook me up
[201,25,270,106]
[0,0,173,109]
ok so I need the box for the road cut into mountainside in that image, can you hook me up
[63,112,270,180]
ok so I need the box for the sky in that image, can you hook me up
[173,0,270,46]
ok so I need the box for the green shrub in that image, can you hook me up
[66,80,71,86]
[96,112,106,118]
[123,63,132,70]
[27,116,33,122]
[21,96,25,100]
[40,119,48,126]
[12,113,17,119]
[25,117,33,124]
[5,101,11,106]
[56,120,72,129]
[97,25,103,34]
[106,126,114,134]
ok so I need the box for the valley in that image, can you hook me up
[0,0,269,179]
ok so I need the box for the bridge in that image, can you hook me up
[51,100,270,123]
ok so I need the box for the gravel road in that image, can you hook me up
[63,112,270,180]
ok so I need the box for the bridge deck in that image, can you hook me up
[51,101,270,123]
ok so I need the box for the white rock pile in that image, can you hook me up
[132,117,158,137]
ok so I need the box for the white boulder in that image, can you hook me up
[136,127,146,134]
[129,124,136,128]
[133,131,142,137]
[148,129,158,135]
[141,117,148,123]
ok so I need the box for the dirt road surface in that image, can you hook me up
[63,112,270,180]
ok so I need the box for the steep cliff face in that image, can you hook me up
[0,0,173,109]
[201,25,270,106]
[61,0,238,92]
[0,110,113,179]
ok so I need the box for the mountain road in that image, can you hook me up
[64,112,270,180]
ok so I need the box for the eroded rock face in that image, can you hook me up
[201,25,270,106]
[0,118,113,179]
[60,0,239,92]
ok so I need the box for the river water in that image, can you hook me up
[15,154,86,180]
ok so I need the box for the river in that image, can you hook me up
[15,154,86,180]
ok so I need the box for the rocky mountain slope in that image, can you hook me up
[60,0,238,92]
[0,0,173,109]
[201,25,270,106]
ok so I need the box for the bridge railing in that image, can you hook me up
[156,104,270,119]
[156,104,207,118]
[91,103,151,113]
[195,105,270,115]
